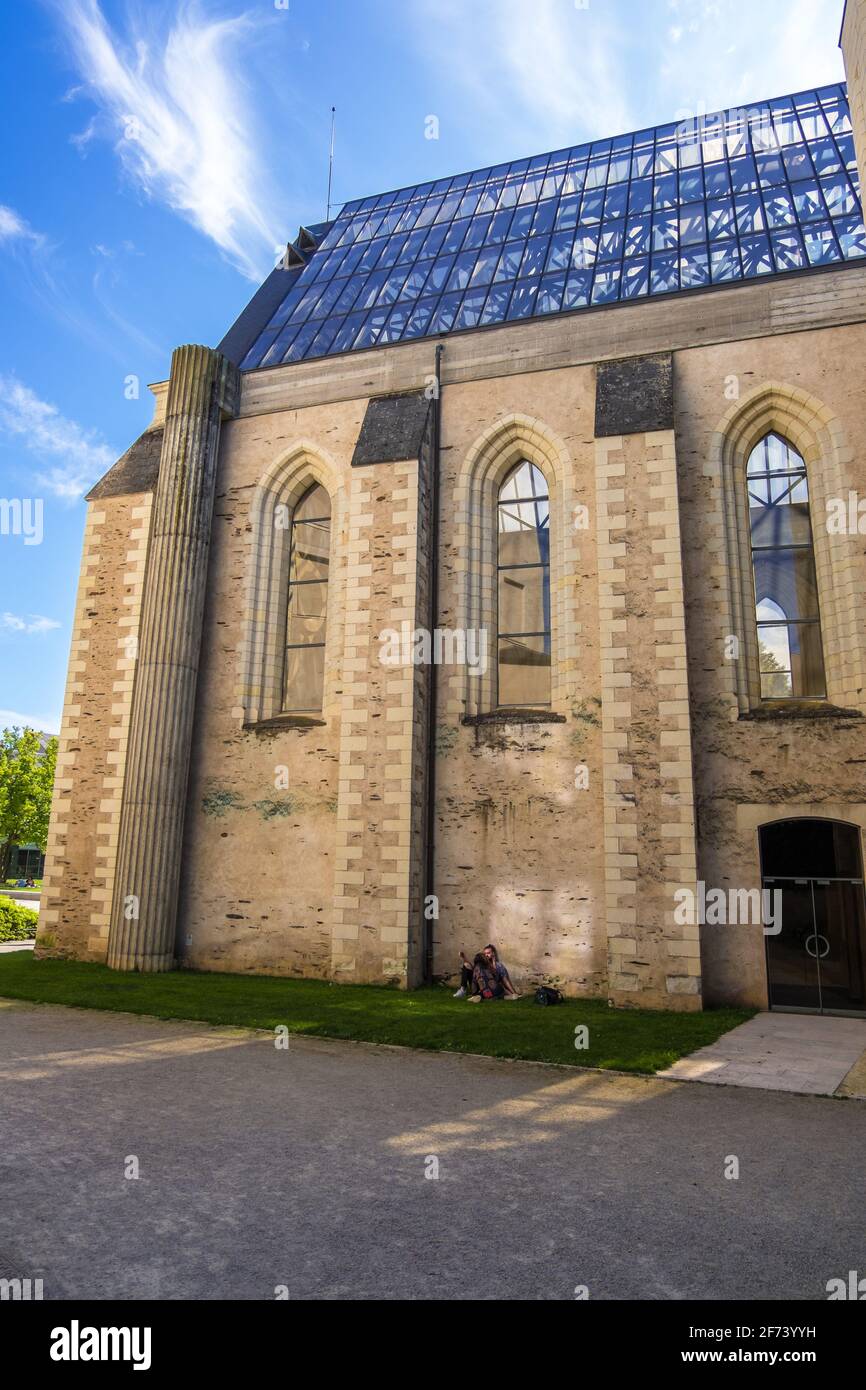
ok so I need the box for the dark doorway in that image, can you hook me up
[761,819,866,1016]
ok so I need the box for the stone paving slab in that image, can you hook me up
[658,1011,866,1096]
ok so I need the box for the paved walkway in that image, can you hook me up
[659,1011,866,1097]
[2,998,866,1300]
[0,940,35,953]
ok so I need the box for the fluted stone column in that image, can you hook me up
[107,345,239,971]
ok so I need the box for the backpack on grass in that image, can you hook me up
[535,985,562,1006]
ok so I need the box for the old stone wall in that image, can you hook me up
[431,367,607,996]
[177,400,363,977]
[37,492,152,961]
[674,322,866,1006]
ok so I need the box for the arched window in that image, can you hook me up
[283,482,331,712]
[497,460,551,706]
[747,432,825,699]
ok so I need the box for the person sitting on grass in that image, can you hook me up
[467,951,504,1003]
[482,943,520,999]
[454,944,521,1000]
[453,950,475,998]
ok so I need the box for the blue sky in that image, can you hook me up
[0,0,847,733]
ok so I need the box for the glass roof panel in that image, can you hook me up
[239,84,863,368]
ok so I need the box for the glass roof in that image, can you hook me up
[239,85,864,371]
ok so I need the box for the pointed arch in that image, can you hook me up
[710,381,862,711]
[237,441,345,725]
[450,413,577,716]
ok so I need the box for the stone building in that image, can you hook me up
[35,3,866,1015]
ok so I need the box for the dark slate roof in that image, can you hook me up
[86,426,163,500]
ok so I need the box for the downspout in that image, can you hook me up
[423,342,445,983]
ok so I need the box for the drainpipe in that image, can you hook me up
[423,342,445,983]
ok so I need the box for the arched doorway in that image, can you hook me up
[761,819,866,1015]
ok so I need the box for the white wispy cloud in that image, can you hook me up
[0,708,61,735]
[0,375,115,501]
[411,0,634,151]
[406,0,844,158]
[0,204,47,249]
[1,613,62,636]
[53,0,283,281]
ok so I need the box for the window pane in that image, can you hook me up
[680,249,710,288]
[758,623,825,699]
[498,637,551,706]
[498,510,550,565]
[283,645,325,712]
[758,622,792,677]
[286,582,327,644]
[749,494,812,547]
[622,257,649,297]
[752,547,820,622]
[499,565,549,635]
[294,483,330,521]
[790,622,827,698]
[289,520,330,582]
[498,460,547,501]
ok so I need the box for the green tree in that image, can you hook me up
[0,728,58,882]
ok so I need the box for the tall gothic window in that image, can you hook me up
[747,432,825,699]
[497,461,551,706]
[283,483,331,712]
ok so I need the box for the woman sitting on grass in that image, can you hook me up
[454,944,520,1001]
[482,943,520,999]
[467,951,504,1003]
[453,939,522,1006]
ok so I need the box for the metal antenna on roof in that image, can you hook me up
[326,107,336,222]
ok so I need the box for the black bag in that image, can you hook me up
[535,985,562,1006]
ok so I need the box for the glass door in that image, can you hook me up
[812,878,866,1014]
[760,820,866,1017]
[764,875,866,1016]
[765,878,820,1010]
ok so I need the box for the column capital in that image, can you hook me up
[166,344,241,422]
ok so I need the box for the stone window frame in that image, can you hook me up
[713,382,864,714]
[236,441,345,727]
[448,413,578,720]
[496,459,553,709]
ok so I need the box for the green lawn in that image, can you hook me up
[0,951,753,1073]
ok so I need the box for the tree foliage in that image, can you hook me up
[0,727,57,879]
